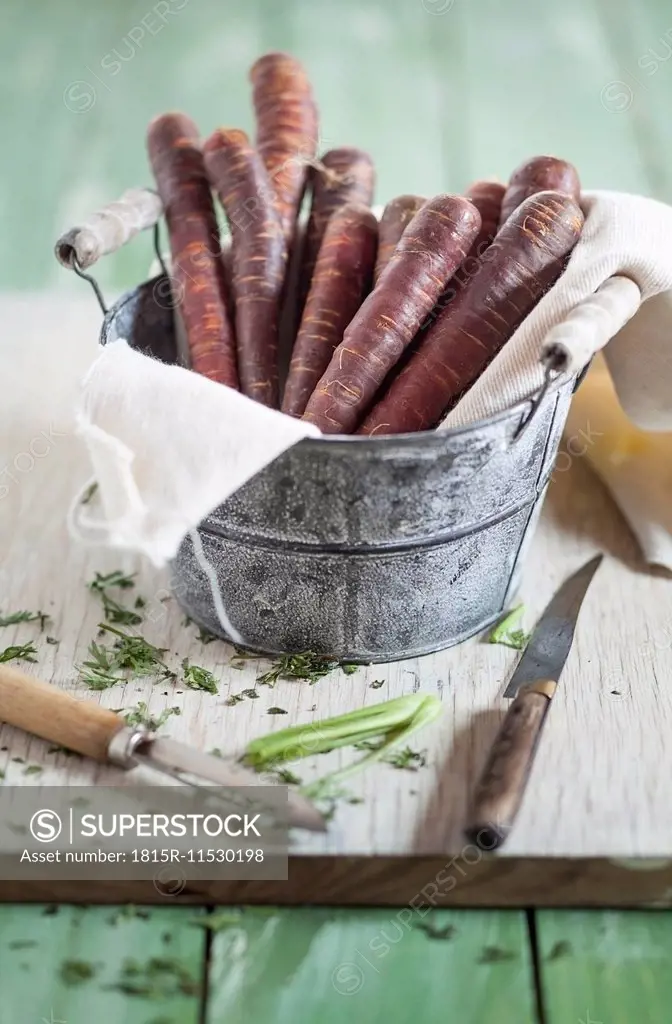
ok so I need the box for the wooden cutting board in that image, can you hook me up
[1,293,671,907]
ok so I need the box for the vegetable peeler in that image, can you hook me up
[0,664,326,832]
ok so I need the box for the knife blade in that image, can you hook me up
[464,553,603,850]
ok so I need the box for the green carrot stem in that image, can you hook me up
[488,605,524,645]
[241,694,442,801]
[305,695,442,790]
[243,695,434,769]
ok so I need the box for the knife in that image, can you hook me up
[0,663,326,833]
[464,553,603,850]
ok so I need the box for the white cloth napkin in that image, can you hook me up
[74,343,319,565]
[75,189,672,567]
[443,189,672,432]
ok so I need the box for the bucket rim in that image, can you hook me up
[101,275,576,450]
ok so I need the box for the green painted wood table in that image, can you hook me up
[3,0,672,1018]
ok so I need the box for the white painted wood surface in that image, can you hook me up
[1,292,671,859]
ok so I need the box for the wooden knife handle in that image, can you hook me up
[464,680,557,850]
[0,664,125,762]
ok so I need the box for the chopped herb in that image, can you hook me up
[134,596,146,609]
[414,922,456,941]
[89,570,142,626]
[60,959,97,985]
[197,626,217,644]
[209,748,223,758]
[8,939,37,950]
[103,625,171,674]
[354,739,426,770]
[487,605,531,650]
[224,686,260,705]
[181,659,218,694]
[78,640,123,690]
[271,767,302,785]
[47,745,78,757]
[109,956,200,999]
[477,946,516,964]
[0,643,37,664]
[11,757,25,764]
[123,703,181,732]
[267,707,288,715]
[79,624,174,690]
[90,569,136,592]
[370,679,385,689]
[0,610,49,629]
[341,663,358,675]
[0,769,4,781]
[23,764,43,776]
[383,746,427,771]
[182,615,192,627]
[101,596,143,626]
[46,636,59,645]
[256,651,339,687]
[80,481,98,504]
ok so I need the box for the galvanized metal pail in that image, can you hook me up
[101,274,578,662]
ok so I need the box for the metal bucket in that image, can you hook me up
[102,273,578,662]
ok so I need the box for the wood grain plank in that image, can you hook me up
[4,856,672,907]
[0,904,207,1024]
[537,910,672,1023]
[206,906,537,1023]
[1,293,672,893]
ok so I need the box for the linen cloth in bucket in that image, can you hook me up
[75,190,672,568]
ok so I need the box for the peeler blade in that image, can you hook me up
[141,735,327,833]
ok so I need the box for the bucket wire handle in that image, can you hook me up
[69,220,168,316]
[71,257,108,315]
[152,220,169,280]
[511,349,567,444]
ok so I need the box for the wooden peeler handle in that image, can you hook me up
[464,680,557,850]
[0,664,125,762]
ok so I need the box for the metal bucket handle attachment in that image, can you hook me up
[54,187,165,314]
[511,357,563,444]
